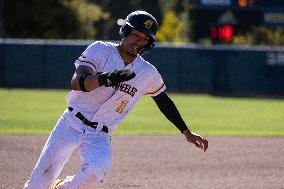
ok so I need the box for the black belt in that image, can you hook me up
[68,107,108,133]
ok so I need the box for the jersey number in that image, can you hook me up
[115,100,129,113]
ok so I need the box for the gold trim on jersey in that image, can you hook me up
[77,57,96,69]
[145,83,165,95]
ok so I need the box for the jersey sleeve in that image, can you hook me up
[74,41,107,72]
[145,68,166,97]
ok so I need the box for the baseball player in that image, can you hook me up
[23,10,208,189]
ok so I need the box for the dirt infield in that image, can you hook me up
[1,135,283,189]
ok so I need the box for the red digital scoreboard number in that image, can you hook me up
[210,24,234,41]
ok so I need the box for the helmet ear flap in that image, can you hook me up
[139,39,155,55]
[119,24,131,38]
[146,38,155,49]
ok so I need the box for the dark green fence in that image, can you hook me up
[145,45,284,96]
[1,39,284,96]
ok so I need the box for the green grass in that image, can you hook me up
[0,88,284,136]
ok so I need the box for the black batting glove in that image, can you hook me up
[98,69,136,87]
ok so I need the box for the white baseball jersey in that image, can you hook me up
[66,41,166,132]
[24,41,166,189]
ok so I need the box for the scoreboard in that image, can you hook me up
[191,0,284,41]
[194,0,284,8]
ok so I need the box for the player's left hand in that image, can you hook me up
[183,129,208,152]
[98,69,136,87]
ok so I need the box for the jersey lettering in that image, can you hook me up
[130,87,137,97]
[113,83,137,97]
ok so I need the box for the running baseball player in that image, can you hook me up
[23,10,208,189]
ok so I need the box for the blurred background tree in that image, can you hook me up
[156,0,192,44]
[4,0,108,39]
[92,0,162,40]
[233,27,284,45]
[156,11,185,43]
[2,0,284,45]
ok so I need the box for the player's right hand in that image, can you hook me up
[98,69,136,87]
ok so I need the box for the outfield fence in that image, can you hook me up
[0,38,284,96]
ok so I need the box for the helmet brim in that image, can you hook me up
[126,21,156,40]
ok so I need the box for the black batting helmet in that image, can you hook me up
[119,10,158,54]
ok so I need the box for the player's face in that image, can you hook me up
[122,29,150,56]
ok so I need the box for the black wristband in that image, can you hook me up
[79,73,92,92]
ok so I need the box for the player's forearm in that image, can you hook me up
[71,73,100,91]
[152,92,189,133]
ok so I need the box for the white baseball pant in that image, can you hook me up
[23,110,112,189]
